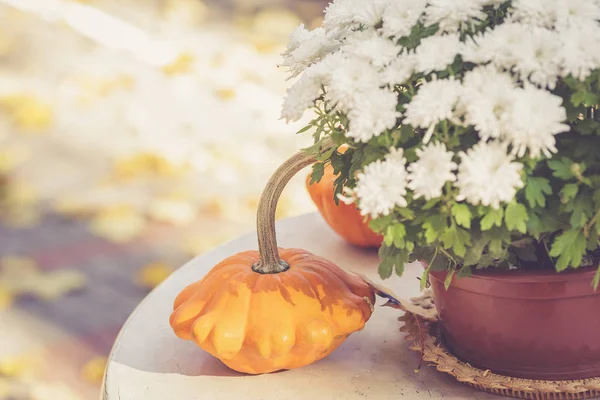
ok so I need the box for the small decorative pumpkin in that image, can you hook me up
[170,140,376,375]
[306,154,382,248]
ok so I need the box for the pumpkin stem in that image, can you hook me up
[252,138,335,274]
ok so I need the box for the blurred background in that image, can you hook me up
[0,0,326,398]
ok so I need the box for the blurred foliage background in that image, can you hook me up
[0,0,325,398]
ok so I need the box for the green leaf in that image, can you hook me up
[505,202,529,234]
[297,124,314,134]
[309,163,325,184]
[489,238,504,258]
[369,215,393,234]
[385,223,407,248]
[451,203,472,229]
[560,183,579,204]
[526,212,543,240]
[422,214,447,244]
[480,207,504,231]
[587,228,599,251]
[440,225,472,257]
[457,266,473,278]
[330,151,345,174]
[395,249,410,277]
[422,198,441,210]
[378,245,410,279]
[567,196,594,228]
[463,234,490,266]
[571,90,600,107]
[593,266,600,292]
[378,257,394,279]
[548,157,575,180]
[512,245,538,262]
[444,267,456,290]
[397,207,415,220]
[525,177,552,208]
[594,189,600,209]
[549,229,587,272]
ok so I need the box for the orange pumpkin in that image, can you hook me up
[170,248,375,374]
[169,140,376,374]
[307,164,383,248]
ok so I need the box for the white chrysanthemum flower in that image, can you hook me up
[403,77,464,143]
[462,65,517,140]
[282,24,314,58]
[407,142,457,200]
[354,148,408,217]
[462,23,528,67]
[462,23,561,88]
[413,33,462,74]
[281,59,334,122]
[346,89,400,142]
[502,85,569,158]
[424,0,503,33]
[325,55,383,111]
[505,27,561,89]
[380,54,416,86]
[455,141,524,209]
[324,0,390,31]
[280,27,342,78]
[510,0,600,29]
[558,22,600,81]
[381,0,428,38]
[343,30,399,69]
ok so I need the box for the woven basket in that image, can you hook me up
[400,291,600,400]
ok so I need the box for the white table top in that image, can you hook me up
[102,213,500,400]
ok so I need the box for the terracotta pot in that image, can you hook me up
[429,267,600,380]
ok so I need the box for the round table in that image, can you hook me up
[101,213,500,399]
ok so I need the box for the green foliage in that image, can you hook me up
[480,207,504,231]
[298,9,600,284]
[451,203,472,229]
[505,203,529,234]
[549,229,587,272]
[525,177,552,208]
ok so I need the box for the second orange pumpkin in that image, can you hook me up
[306,164,383,248]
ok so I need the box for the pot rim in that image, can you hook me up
[428,266,600,299]
[428,264,598,283]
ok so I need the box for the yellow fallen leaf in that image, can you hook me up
[252,9,301,37]
[0,256,86,301]
[0,288,13,309]
[112,153,189,180]
[74,74,134,105]
[0,354,40,378]
[200,199,226,217]
[1,181,39,207]
[0,151,18,173]
[89,205,145,242]
[181,234,231,256]
[0,206,41,228]
[215,88,236,101]
[29,381,84,400]
[162,0,208,25]
[161,53,195,76]
[0,31,14,57]
[135,262,174,289]
[29,270,87,301]
[0,94,53,132]
[148,197,196,226]
[80,357,107,385]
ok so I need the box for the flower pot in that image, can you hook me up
[429,268,600,380]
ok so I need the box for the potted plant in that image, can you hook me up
[286,0,600,381]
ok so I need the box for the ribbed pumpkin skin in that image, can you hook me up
[307,166,383,248]
[169,248,375,374]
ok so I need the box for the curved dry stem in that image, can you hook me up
[252,139,335,274]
